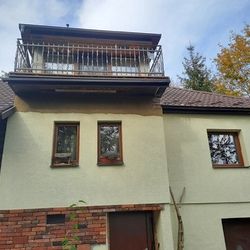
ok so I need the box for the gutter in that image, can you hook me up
[162,105,250,115]
[1,107,15,119]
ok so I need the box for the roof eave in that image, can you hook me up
[1,106,15,119]
[19,23,161,46]
[162,105,250,115]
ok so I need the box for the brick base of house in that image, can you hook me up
[0,203,162,249]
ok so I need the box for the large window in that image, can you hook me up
[52,123,80,167]
[207,132,244,167]
[98,122,123,165]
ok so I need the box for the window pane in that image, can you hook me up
[112,57,138,76]
[208,133,239,164]
[100,125,120,159]
[57,126,77,160]
[45,62,74,74]
[80,54,107,73]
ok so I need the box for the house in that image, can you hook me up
[1,23,250,250]
[161,87,250,250]
[0,24,173,250]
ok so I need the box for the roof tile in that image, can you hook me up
[0,80,15,113]
[161,87,250,108]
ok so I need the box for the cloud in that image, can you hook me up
[75,0,250,82]
[0,0,249,83]
[0,0,70,73]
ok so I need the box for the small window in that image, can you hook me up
[98,122,123,165]
[47,214,65,224]
[207,132,244,167]
[52,123,80,167]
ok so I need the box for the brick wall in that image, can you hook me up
[0,204,162,249]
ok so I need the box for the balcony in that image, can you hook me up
[14,39,165,77]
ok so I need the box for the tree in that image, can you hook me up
[214,23,250,97]
[178,43,216,92]
[0,71,8,79]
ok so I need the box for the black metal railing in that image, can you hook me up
[14,39,165,77]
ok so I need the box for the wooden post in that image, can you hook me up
[169,187,185,250]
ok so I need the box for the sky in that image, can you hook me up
[0,0,250,85]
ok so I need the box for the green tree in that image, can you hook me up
[178,44,216,92]
[0,71,8,79]
[214,23,250,97]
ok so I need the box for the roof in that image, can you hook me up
[0,81,15,119]
[161,87,250,115]
[19,23,161,47]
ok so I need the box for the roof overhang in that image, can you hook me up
[5,73,170,97]
[19,23,161,47]
[162,105,250,115]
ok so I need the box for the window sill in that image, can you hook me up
[97,162,124,166]
[212,165,249,169]
[51,163,79,168]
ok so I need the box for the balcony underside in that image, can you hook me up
[5,73,170,97]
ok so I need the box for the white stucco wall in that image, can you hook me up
[163,113,250,250]
[164,113,250,202]
[0,112,170,210]
[180,203,250,250]
[155,205,175,250]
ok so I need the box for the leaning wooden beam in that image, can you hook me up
[169,187,185,250]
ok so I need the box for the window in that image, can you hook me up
[45,53,75,74]
[98,122,123,165]
[52,123,80,167]
[207,132,244,167]
[111,57,138,76]
[80,52,107,74]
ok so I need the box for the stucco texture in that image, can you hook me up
[164,113,250,250]
[0,112,169,209]
[164,113,250,203]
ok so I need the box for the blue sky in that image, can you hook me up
[0,0,250,85]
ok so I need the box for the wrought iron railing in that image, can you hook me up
[14,39,165,77]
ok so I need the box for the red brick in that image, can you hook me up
[85,231,99,236]
[10,210,24,214]
[22,232,36,236]
[0,244,15,248]
[5,233,22,237]
[94,227,106,232]
[8,217,23,221]
[90,209,103,213]
[31,227,46,231]
[77,244,90,250]
[13,236,28,244]
[32,212,46,216]
[121,204,135,208]
[88,224,101,228]
[96,238,106,243]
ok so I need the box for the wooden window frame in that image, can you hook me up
[207,132,244,168]
[52,123,80,167]
[98,122,123,165]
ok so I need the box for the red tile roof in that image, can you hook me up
[0,81,14,115]
[161,87,250,109]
